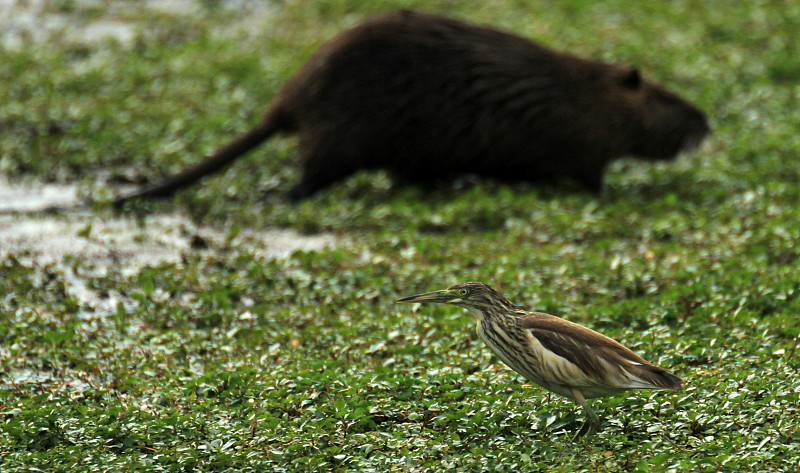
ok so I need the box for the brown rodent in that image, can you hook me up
[112,9,709,206]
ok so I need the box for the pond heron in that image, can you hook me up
[397,281,683,437]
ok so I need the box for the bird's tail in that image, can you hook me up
[657,370,684,391]
[628,364,684,391]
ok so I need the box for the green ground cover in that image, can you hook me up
[1,0,799,471]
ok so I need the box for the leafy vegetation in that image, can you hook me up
[2,0,799,471]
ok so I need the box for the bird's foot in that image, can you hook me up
[573,418,598,440]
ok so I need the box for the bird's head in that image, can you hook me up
[397,282,514,319]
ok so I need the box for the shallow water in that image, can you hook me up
[0,180,338,314]
[0,0,276,49]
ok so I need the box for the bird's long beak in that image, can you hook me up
[396,289,456,304]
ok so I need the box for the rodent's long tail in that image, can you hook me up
[111,118,280,208]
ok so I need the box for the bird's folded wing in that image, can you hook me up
[520,313,681,390]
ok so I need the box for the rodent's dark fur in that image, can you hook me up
[113,9,709,206]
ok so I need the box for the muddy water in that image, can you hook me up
[0,0,276,48]
[0,181,338,313]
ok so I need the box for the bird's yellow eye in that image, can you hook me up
[459,289,469,296]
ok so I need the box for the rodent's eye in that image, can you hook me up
[622,67,641,90]
[459,289,469,296]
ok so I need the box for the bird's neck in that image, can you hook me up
[465,306,520,326]
[465,306,488,321]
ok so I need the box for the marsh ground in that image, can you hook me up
[1,0,799,471]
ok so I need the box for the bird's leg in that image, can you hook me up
[566,388,600,439]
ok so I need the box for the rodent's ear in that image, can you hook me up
[621,67,641,90]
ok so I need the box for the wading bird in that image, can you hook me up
[397,282,683,437]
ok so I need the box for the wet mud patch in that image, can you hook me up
[0,181,339,314]
[0,0,277,49]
